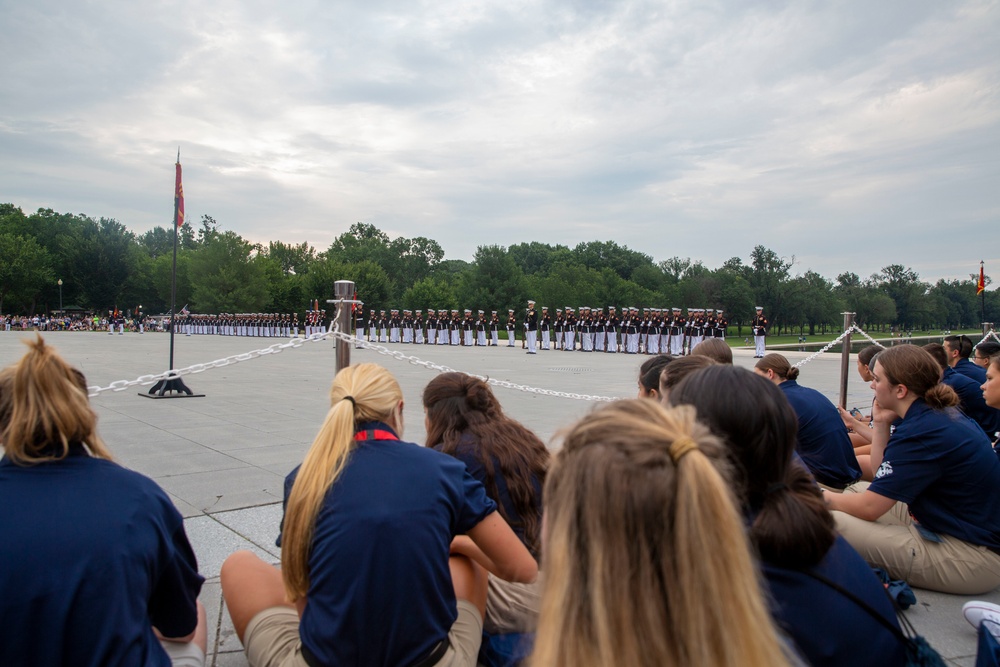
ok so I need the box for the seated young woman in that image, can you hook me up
[636,354,674,401]
[825,345,1000,595]
[755,354,861,489]
[221,363,537,667]
[530,398,797,667]
[422,372,549,635]
[837,345,881,451]
[0,336,206,667]
[669,365,907,666]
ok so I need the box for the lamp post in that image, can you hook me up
[57,279,63,313]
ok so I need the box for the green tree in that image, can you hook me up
[0,233,53,313]
[747,246,792,332]
[508,241,571,276]
[458,245,526,313]
[571,240,654,281]
[188,231,270,312]
[265,240,317,276]
[873,265,929,330]
[139,226,175,259]
[401,277,457,311]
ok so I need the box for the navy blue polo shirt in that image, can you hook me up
[0,446,203,667]
[870,399,1000,547]
[763,536,907,666]
[943,366,1000,437]
[779,380,862,488]
[282,422,497,667]
[955,357,988,385]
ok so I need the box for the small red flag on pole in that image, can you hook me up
[174,152,185,228]
[978,262,986,295]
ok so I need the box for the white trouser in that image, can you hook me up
[526,330,537,353]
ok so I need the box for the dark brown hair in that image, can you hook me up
[423,372,549,556]
[669,365,835,568]
[944,334,973,359]
[921,343,948,371]
[639,355,674,393]
[754,353,799,381]
[858,345,881,367]
[876,344,958,409]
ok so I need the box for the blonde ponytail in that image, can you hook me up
[531,400,794,667]
[281,364,402,600]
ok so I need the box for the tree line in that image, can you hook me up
[1,203,995,335]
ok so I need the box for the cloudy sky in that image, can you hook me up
[2,0,998,284]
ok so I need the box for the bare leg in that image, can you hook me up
[450,554,488,620]
[220,550,293,643]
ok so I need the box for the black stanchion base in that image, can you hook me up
[140,377,205,399]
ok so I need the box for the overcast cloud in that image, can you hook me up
[2,0,998,283]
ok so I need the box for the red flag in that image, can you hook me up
[352,291,358,314]
[174,158,185,228]
[978,262,986,295]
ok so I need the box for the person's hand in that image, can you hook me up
[870,399,895,425]
[837,406,856,428]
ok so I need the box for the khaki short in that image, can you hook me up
[243,600,483,667]
[484,574,541,635]
[834,482,1000,595]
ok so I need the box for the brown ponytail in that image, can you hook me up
[670,364,835,568]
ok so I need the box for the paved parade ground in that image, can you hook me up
[0,330,990,665]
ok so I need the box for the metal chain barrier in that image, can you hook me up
[792,326,858,368]
[87,332,335,397]
[977,329,1000,347]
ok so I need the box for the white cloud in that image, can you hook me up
[0,0,997,283]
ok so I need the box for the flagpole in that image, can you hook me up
[169,147,180,371]
[143,148,203,399]
[982,261,987,326]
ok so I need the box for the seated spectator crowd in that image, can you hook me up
[2,333,999,666]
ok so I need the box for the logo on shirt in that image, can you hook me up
[875,460,893,479]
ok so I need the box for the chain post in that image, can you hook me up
[839,312,855,409]
[332,281,355,373]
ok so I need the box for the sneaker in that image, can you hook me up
[963,601,1000,640]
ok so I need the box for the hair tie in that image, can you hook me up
[765,482,787,495]
[342,396,356,408]
[669,436,698,463]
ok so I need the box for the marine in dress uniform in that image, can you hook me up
[476,311,487,346]
[752,306,768,358]
[606,307,619,353]
[506,310,517,347]
[525,300,538,354]
[450,310,461,346]
[540,307,551,350]
[414,310,425,344]
[714,309,727,340]
[389,309,401,343]
[564,308,577,351]
[489,311,500,346]
[438,310,450,345]
[553,309,564,350]
[402,310,414,343]
[462,309,475,346]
